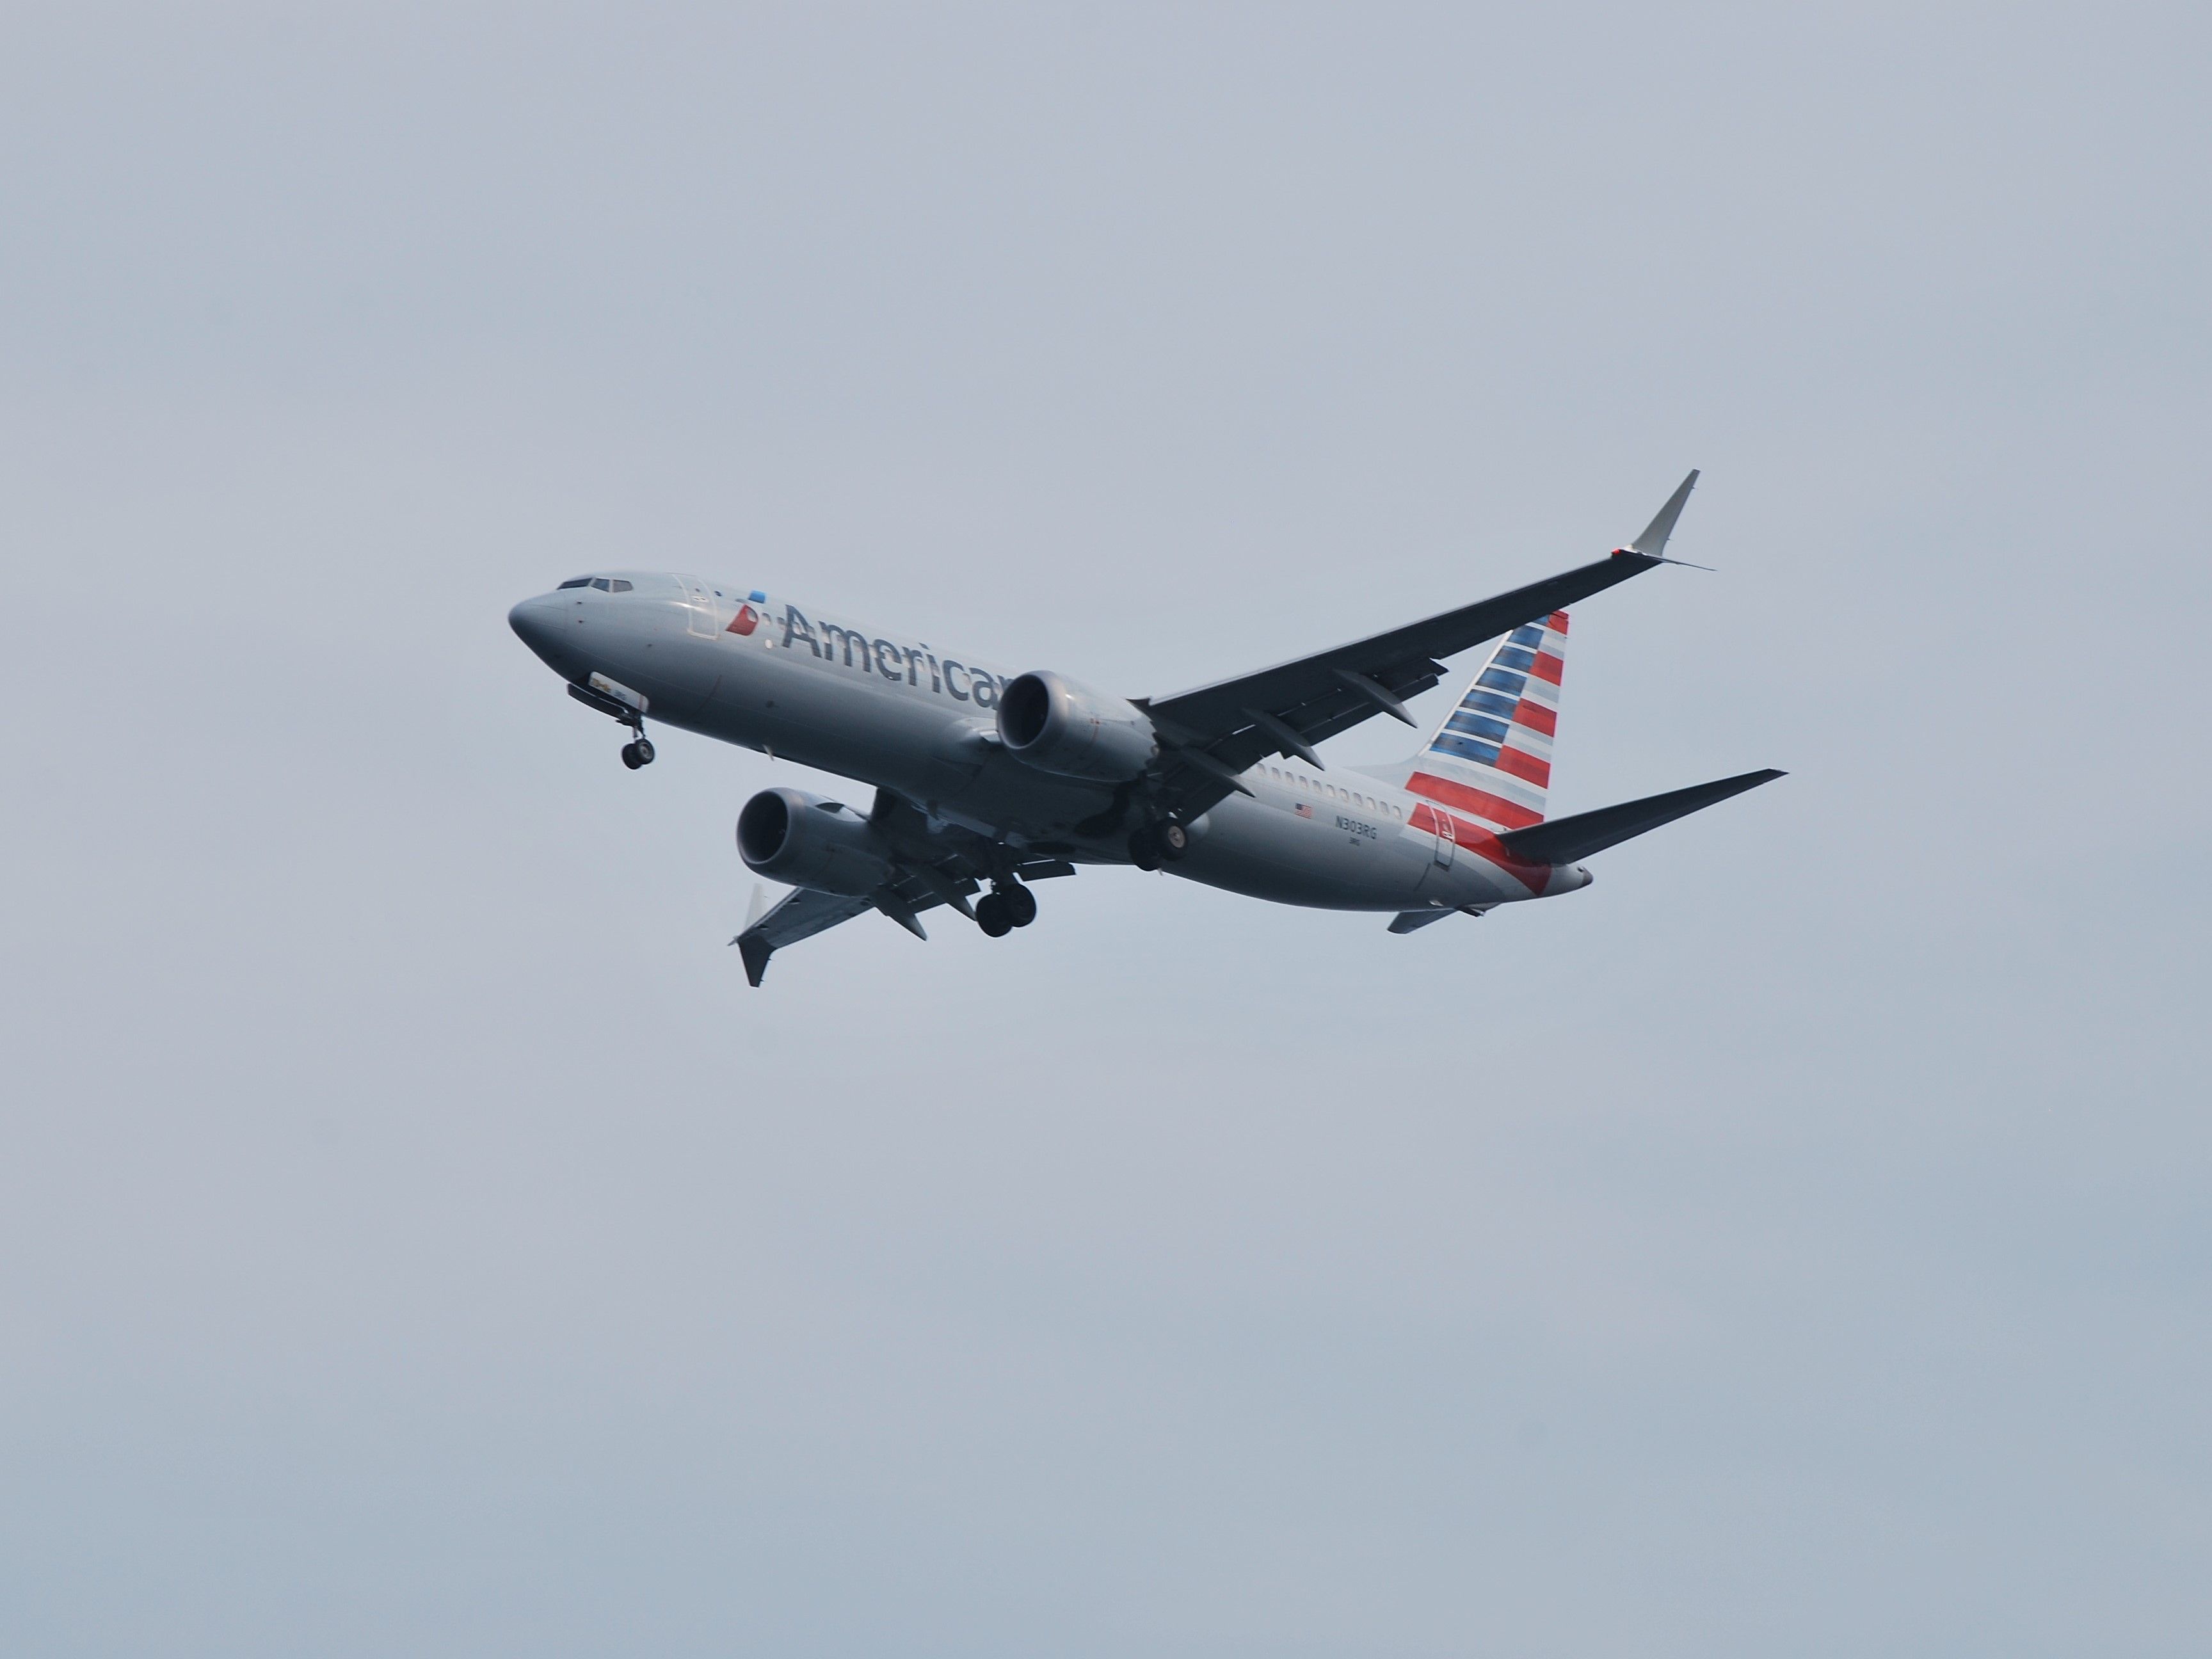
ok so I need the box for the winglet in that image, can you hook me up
[1623,469,1699,561]
[730,885,778,984]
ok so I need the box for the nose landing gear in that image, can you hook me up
[975,879,1038,938]
[566,676,656,771]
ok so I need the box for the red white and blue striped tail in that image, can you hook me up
[1397,610,1567,832]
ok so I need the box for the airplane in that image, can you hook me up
[508,471,1781,986]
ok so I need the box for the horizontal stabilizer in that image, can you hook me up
[1495,767,1784,865]
[1388,908,1456,934]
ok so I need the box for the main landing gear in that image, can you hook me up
[1126,820,1189,872]
[620,735,657,770]
[974,879,1038,938]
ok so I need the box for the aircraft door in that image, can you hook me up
[1431,805,1455,869]
[681,577,719,637]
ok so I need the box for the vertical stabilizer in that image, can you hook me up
[1393,611,1569,832]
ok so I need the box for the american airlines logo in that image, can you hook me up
[775,605,1012,709]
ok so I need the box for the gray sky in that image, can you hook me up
[3,4,2207,1655]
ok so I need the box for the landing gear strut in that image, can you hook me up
[975,879,1037,938]
[1126,820,1188,870]
[568,675,655,771]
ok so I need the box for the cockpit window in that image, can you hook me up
[610,579,632,592]
[557,577,591,589]
[590,578,613,591]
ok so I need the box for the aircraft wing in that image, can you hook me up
[1139,477,1695,819]
[732,886,876,987]
[733,798,1078,986]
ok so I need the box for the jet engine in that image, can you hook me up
[996,670,1159,781]
[736,788,895,894]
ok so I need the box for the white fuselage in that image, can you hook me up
[507,572,1589,916]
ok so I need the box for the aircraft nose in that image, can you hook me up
[509,593,562,661]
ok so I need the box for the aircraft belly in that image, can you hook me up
[1423,847,1547,910]
[683,646,1104,830]
[701,652,938,783]
[653,637,1551,910]
[1174,794,1433,911]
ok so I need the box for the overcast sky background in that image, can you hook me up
[3,4,2208,1655]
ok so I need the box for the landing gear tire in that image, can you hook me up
[976,892,1015,937]
[1128,822,1185,870]
[1002,883,1038,928]
[620,742,644,770]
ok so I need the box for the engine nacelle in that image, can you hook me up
[736,788,895,894]
[996,670,1159,781]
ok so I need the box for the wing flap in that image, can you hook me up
[1142,476,1703,808]
[1138,547,1676,822]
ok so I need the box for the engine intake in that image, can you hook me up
[997,670,1158,781]
[737,787,895,894]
